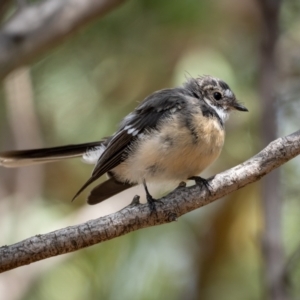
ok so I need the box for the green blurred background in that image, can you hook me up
[0,0,300,299]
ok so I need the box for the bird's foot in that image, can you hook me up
[146,194,163,216]
[142,179,163,215]
[188,176,212,195]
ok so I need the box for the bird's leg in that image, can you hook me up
[188,176,212,195]
[143,179,162,214]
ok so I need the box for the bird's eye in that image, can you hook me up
[213,92,222,100]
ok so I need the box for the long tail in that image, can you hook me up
[0,141,102,168]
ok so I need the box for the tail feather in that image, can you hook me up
[87,178,135,205]
[0,141,102,168]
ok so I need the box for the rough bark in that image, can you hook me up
[0,129,299,273]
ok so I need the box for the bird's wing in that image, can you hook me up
[93,88,189,176]
[73,88,189,199]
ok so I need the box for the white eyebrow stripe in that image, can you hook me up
[224,89,233,97]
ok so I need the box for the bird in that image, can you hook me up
[0,75,248,211]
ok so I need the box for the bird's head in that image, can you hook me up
[195,75,248,121]
[184,75,248,122]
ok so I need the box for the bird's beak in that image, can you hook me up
[233,102,248,112]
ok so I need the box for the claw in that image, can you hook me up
[146,193,163,216]
[188,176,212,195]
[143,179,163,215]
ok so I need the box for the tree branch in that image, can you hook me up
[0,0,12,20]
[0,0,127,80]
[1,130,300,273]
